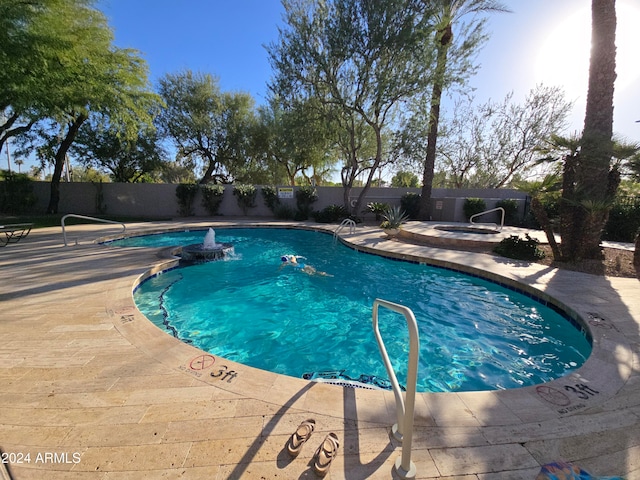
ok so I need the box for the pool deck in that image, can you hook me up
[0,219,638,479]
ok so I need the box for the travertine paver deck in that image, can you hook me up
[0,219,638,479]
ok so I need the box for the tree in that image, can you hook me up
[45,46,157,211]
[157,71,255,184]
[71,117,166,182]
[391,170,420,187]
[159,161,197,184]
[416,86,571,188]
[417,0,509,220]
[0,0,95,153]
[268,0,435,214]
[560,0,618,261]
[72,166,111,183]
[254,97,334,186]
[5,0,159,212]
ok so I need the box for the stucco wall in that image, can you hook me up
[28,182,528,223]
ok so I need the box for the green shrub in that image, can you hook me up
[261,185,280,213]
[367,202,389,221]
[0,171,37,214]
[604,199,640,242]
[495,199,520,226]
[233,184,257,215]
[201,184,225,216]
[274,203,295,219]
[493,234,545,261]
[463,198,487,221]
[400,192,421,219]
[175,183,199,216]
[313,204,349,223]
[523,192,560,229]
[295,185,318,220]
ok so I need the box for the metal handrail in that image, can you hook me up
[469,206,505,231]
[333,218,356,241]
[61,214,126,247]
[372,298,419,479]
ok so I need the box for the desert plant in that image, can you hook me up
[261,185,280,213]
[367,202,389,221]
[201,184,225,216]
[313,204,349,223]
[400,192,421,219]
[495,199,520,225]
[0,171,37,214]
[604,197,640,242]
[380,205,409,230]
[274,203,295,219]
[233,184,257,215]
[295,185,318,220]
[175,183,199,216]
[463,197,486,221]
[493,234,545,261]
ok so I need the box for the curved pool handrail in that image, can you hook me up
[372,298,419,479]
[61,214,126,247]
[469,206,505,231]
[333,218,356,241]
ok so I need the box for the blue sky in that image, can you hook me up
[99,0,285,104]
[9,0,640,174]
[97,0,639,140]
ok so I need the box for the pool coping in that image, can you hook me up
[108,222,631,424]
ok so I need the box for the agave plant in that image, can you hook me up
[380,205,409,230]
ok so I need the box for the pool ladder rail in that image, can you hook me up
[469,206,505,231]
[372,298,420,479]
[333,218,356,242]
[61,214,126,246]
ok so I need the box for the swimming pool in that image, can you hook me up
[120,227,592,393]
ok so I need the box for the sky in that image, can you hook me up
[8,0,640,174]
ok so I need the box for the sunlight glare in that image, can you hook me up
[535,2,640,100]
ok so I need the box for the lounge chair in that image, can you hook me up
[0,223,33,247]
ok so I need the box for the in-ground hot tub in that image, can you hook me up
[434,225,500,235]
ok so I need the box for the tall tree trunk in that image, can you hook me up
[351,126,383,215]
[418,24,452,221]
[530,196,562,261]
[559,152,580,260]
[46,114,87,214]
[199,152,218,184]
[561,0,617,260]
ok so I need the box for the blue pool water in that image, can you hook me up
[119,228,591,392]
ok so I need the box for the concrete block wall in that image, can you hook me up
[28,182,528,223]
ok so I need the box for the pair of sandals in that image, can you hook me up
[287,419,339,477]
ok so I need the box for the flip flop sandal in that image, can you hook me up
[287,419,316,457]
[313,432,339,477]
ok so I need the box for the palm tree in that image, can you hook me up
[542,132,638,261]
[417,0,509,220]
[562,0,618,261]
